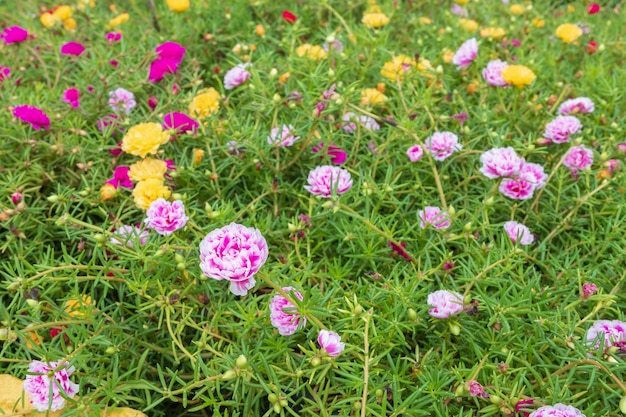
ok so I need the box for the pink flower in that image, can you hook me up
[318,330,345,357]
[558,97,594,115]
[503,221,534,245]
[148,58,179,82]
[148,96,158,110]
[424,132,462,161]
[482,60,509,87]
[267,125,299,147]
[450,4,468,17]
[323,39,344,52]
[304,165,353,198]
[110,225,149,247]
[97,114,122,136]
[0,65,10,82]
[418,206,451,230]
[106,166,132,189]
[312,143,347,165]
[342,112,380,133]
[163,112,199,135]
[109,88,136,114]
[427,290,464,319]
[544,116,582,144]
[155,41,186,62]
[406,144,424,162]
[62,87,80,108]
[23,360,79,412]
[269,287,306,336]
[13,105,50,131]
[479,147,524,178]
[106,32,122,43]
[452,38,478,69]
[528,404,586,417]
[199,223,269,296]
[563,145,593,174]
[1,26,28,44]
[519,162,547,189]
[144,198,189,236]
[515,399,535,417]
[605,159,621,173]
[586,320,626,351]
[499,177,535,200]
[11,192,22,205]
[224,63,251,90]
[467,380,489,398]
[581,282,598,299]
[60,41,86,56]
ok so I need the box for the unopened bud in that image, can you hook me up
[93,233,106,243]
[463,222,472,232]
[449,321,461,336]
[484,197,495,207]
[269,68,278,78]
[619,395,626,414]
[221,369,237,380]
[311,357,321,367]
[176,262,186,271]
[268,393,278,404]
[236,355,248,369]
[407,308,418,321]
[47,195,60,203]
[174,253,185,264]
[273,403,282,414]
[26,299,39,308]
[447,206,455,216]
[105,346,118,355]
[272,94,282,104]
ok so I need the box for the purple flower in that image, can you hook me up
[1,26,28,44]
[144,198,189,236]
[224,63,251,90]
[479,147,524,178]
[558,97,594,115]
[62,87,80,108]
[427,290,464,319]
[318,330,345,357]
[13,105,50,131]
[269,287,306,336]
[581,282,598,299]
[406,144,424,162]
[163,112,199,135]
[452,38,478,69]
[110,225,149,247]
[563,145,593,174]
[312,143,347,165]
[528,404,586,417]
[199,223,269,296]
[60,41,86,56]
[586,320,626,352]
[304,165,353,198]
[418,206,451,230]
[106,32,122,43]
[106,166,133,189]
[0,65,10,82]
[424,131,462,161]
[482,60,509,87]
[23,360,79,412]
[503,221,534,245]
[108,88,136,114]
[544,116,582,144]
[499,177,535,200]
[267,125,299,147]
[342,112,380,133]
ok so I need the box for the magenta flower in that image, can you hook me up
[581,282,598,299]
[163,112,199,135]
[1,26,28,44]
[318,330,345,357]
[503,221,534,245]
[304,165,353,198]
[312,143,347,165]
[110,225,149,247]
[13,105,50,131]
[267,125,299,147]
[105,166,132,189]
[269,287,306,336]
[482,60,509,87]
[519,162,547,189]
[528,404,586,417]
[60,41,86,56]
[224,63,251,90]
[144,199,189,236]
[558,97,594,115]
[544,116,582,144]
[155,41,186,62]
[23,360,79,412]
[108,88,136,114]
[479,147,524,178]
[199,223,268,296]
[148,58,179,82]
[97,114,122,137]
[11,192,22,205]
[106,32,122,43]
[0,66,10,82]
[407,144,424,162]
[427,290,464,319]
[499,177,535,200]
[342,112,380,133]
[586,320,626,352]
[563,145,593,174]
[62,87,80,108]
[418,206,451,230]
[424,131,462,161]
[452,38,478,69]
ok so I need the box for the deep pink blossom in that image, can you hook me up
[312,143,347,165]
[479,147,524,178]
[544,116,582,144]
[60,41,86,56]
[519,162,547,188]
[406,145,424,162]
[558,97,594,115]
[424,132,462,161]
[318,330,345,357]
[427,290,464,319]
[503,221,534,245]
[97,114,122,137]
[106,166,132,189]
[581,283,598,299]
[418,206,451,230]
[1,26,28,44]
[144,199,189,236]
[23,360,79,412]
[224,63,251,90]
[106,32,122,43]
[515,399,535,417]
[342,112,380,133]
[163,112,198,135]
[269,287,306,336]
[528,404,586,417]
[499,177,535,200]
[109,60,119,67]
[155,41,186,62]
[110,225,148,247]
[108,88,136,114]
[563,145,593,174]
[148,96,158,110]
[452,38,478,69]
[199,223,268,296]
[11,192,22,205]
[0,66,10,82]
[482,60,509,87]
[586,320,626,352]
[304,165,353,198]
[62,87,80,108]
[148,58,179,82]
[13,105,50,131]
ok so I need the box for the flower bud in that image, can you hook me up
[105,346,119,355]
[447,206,455,216]
[279,399,288,407]
[484,197,495,207]
[172,193,183,201]
[268,393,278,404]
[236,355,248,369]
[448,321,461,335]
[463,222,472,232]
[269,68,278,78]
[93,233,106,243]
[175,253,185,264]
[490,395,503,406]
[273,403,282,414]
[455,384,467,397]
[26,299,39,308]
[176,262,186,271]
[407,308,418,321]
[221,369,237,380]
[619,396,626,414]
[47,195,60,203]
[311,356,321,367]
[272,94,282,104]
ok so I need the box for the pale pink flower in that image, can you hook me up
[528,404,586,417]
[581,282,598,299]
[563,145,593,174]
[224,63,251,90]
[479,147,524,178]
[418,206,451,230]
[452,38,478,69]
[267,125,299,147]
[199,223,268,296]
[318,330,345,357]
[13,105,50,131]
[427,290,464,319]
[605,159,622,173]
[1,26,28,44]
[304,165,353,198]
[467,380,489,398]
[544,116,582,144]
[558,97,594,115]
[519,162,547,189]
[62,87,80,108]
[110,225,149,247]
[499,177,535,200]
[407,145,424,162]
[342,112,380,133]
[144,198,189,236]
[424,131,462,161]
[23,360,79,412]
[109,88,136,114]
[482,60,509,87]
[450,4,468,17]
[585,320,626,351]
[269,287,306,336]
[503,221,534,245]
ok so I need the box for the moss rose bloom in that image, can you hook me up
[555,24,583,44]
[427,290,464,319]
[224,63,251,90]
[501,65,536,88]
[452,37,478,69]
[479,147,524,178]
[529,404,586,417]
[1,26,28,44]
[318,330,345,357]
[503,221,534,245]
[558,97,594,115]
[121,123,170,158]
[144,198,188,236]
[482,60,509,87]
[23,360,79,412]
[304,165,353,198]
[132,179,171,210]
[563,145,593,174]
[129,158,168,182]
[418,206,451,230]
[585,320,626,351]
[424,131,462,161]
[189,88,220,119]
[270,287,306,335]
[13,105,50,131]
[267,125,299,147]
[199,223,268,296]
[544,116,582,144]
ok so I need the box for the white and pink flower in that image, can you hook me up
[23,360,79,412]
[479,147,524,178]
[528,404,586,417]
[452,38,478,69]
[503,221,534,245]
[269,287,306,336]
[563,145,593,174]
[108,88,136,114]
[342,112,380,133]
[558,97,594,115]
[407,144,424,162]
[267,125,299,147]
[110,225,149,247]
[318,330,345,357]
[304,165,353,198]
[144,198,189,236]
[427,290,464,319]
[418,206,451,230]
[424,131,462,161]
[224,63,251,90]
[544,115,582,144]
[498,177,535,200]
[482,60,509,87]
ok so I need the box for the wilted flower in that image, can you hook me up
[558,97,594,115]
[267,125,299,147]
[318,330,345,357]
[1,26,28,44]
[224,63,251,90]
[132,179,171,210]
[581,283,598,299]
[406,145,424,162]
[452,38,478,69]
[482,60,509,87]
[427,290,464,319]
[13,105,50,131]
[342,112,380,133]
[555,24,583,43]
[501,65,536,88]
[145,199,188,236]
[110,225,149,247]
[60,41,85,56]
[544,116,582,144]
[23,360,79,412]
[467,380,489,398]
[418,206,451,230]
[304,165,353,198]
[270,287,306,336]
[62,87,80,108]
[121,123,170,158]
[563,145,593,174]
[529,404,586,417]
[108,88,136,114]
[424,132,462,161]
[503,221,534,245]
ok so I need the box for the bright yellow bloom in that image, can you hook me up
[100,183,117,201]
[40,12,57,28]
[418,17,432,25]
[296,44,327,60]
[53,5,72,21]
[567,5,575,13]
[555,23,582,43]
[133,179,171,210]
[480,27,506,39]
[129,158,168,182]
[380,55,415,82]
[417,59,435,79]
[501,65,536,88]
[166,0,190,12]
[64,295,94,318]
[63,17,77,31]
[121,123,170,158]
[107,13,130,29]
[193,148,205,165]
[458,18,478,33]
[442,48,454,64]
[509,4,524,15]
[360,88,387,106]
[531,18,545,28]
[454,0,469,3]
[362,12,389,29]
[189,88,220,119]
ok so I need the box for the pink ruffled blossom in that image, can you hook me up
[479,147,524,178]
[482,60,509,87]
[581,282,598,299]
[105,166,132,189]
[13,105,50,131]
[269,287,306,336]
[312,143,347,165]
[342,112,380,133]
[163,112,198,135]
[586,320,626,352]
[224,63,251,90]
[62,87,80,108]
[23,360,79,412]
[519,162,547,189]
[323,39,344,52]
[267,125,299,147]
[528,404,586,417]
[304,165,353,198]
[407,144,424,162]
[503,221,534,245]
[544,116,582,144]
[106,32,122,43]
[60,41,86,56]
[1,26,28,44]
[563,145,593,174]
[427,290,464,319]
[424,131,462,161]
[318,330,345,357]
[199,223,269,296]
[110,225,149,247]
[0,66,10,82]
[467,380,489,398]
[418,206,451,230]
[499,177,535,200]
[144,198,189,236]
[452,38,478,69]
[558,97,594,115]
[108,88,136,114]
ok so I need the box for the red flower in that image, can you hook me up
[586,40,598,54]
[587,3,600,14]
[282,10,297,24]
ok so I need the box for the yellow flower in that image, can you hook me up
[133,179,171,210]
[189,88,220,119]
[458,18,478,33]
[531,18,545,28]
[555,23,582,44]
[100,183,117,201]
[166,0,190,12]
[40,12,57,28]
[418,17,432,25]
[454,0,469,3]
[442,48,455,64]
[417,59,435,79]
[121,123,170,158]
[380,55,415,82]
[107,13,129,29]
[255,23,265,36]
[52,5,72,21]
[63,17,77,31]
[193,148,205,165]
[25,332,42,349]
[64,295,94,318]
[501,65,536,88]
[129,158,168,182]
[360,88,387,106]
[509,4,524,15]
[480,27,506,39]
[567,5,575,13]
[362,12,389,29]
[296,44,327,60]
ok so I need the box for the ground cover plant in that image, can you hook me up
[1,0,626,416]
